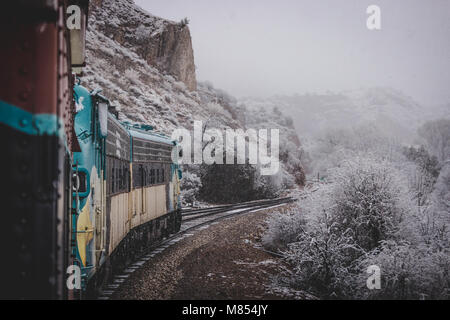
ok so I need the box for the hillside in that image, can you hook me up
[82,0,304,192]
[89,0,196,90]
[84,0,243,132]
[242,87,450,142]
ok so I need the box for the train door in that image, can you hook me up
[128,163,133,231]
[94,99,108,267]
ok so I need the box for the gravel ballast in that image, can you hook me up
[112,205,298,300]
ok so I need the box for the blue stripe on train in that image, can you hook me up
[0,100,64,137]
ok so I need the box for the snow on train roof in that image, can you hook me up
[128,127,174,146]
[107,111,174,146]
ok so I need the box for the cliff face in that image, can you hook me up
[89,0,197,91]
[154,25,196,91]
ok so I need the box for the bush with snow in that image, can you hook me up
[329,156,411,251]
[285,211,363,298]
[418,119,450,164]
[124,69,141,86]
[264,154,449,299]
[198,157,282,204]
[354,241,449,299]
[421,161,450,248]
[180,168,202,206]
[261,205,307,252]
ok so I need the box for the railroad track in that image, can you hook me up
[181,197,294,222]
[97,196,296,300]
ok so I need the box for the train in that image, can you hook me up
[0,0,182,299]
[72,84,182,297]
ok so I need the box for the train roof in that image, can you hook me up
[108,113,175,146]
[116,120,175,146]
[128,127,175,146]
[75,83,175,147]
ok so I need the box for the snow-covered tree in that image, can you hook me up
[179,17,189,28]
[418,119,450,164]
[264,154,449,299]
[329,156,412,251]
[180,169,202,206]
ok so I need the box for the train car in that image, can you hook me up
[0,0,89,299]
[72,83,182,296]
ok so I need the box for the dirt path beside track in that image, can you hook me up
[113,204,309,300]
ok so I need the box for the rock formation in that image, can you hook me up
[89,0,197,90]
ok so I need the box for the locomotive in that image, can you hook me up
[72,84,182,296]
[0,1,182,299]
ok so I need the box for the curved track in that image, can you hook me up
[97,196,295,299]
[181,197,294,222]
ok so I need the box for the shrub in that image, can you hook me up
[199,160,281,204]
[180,169,202,206]
[418,119,450,163]
[285,211,363,298]
[329,156,410,251]
[354,241,450,300]
[262,204,307,252]
[402,145,440,179]
[263,155,446,299]
[421,162,450,249]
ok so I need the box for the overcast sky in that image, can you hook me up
[134,0,450,105]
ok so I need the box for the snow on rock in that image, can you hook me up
[89,0,196,90]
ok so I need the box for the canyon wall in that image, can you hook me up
[89,0,196,91]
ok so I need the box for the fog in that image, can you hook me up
[134,0,450,105]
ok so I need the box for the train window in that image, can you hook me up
[119,168,123,190]
[111,167,115,194]
[142,166,146,186]
[106,157,131,195]
[127,166,131,192]
[148,168,152,185]
[75,171,87,193]
[132,164,137,188]
[117,167,120,190]
[132,163,144,188]
[127,162,170,187]
[150,169,155,184]
[124,164,129,191]
[135,165,139,188]
[120,167,123,190]
[148,164,153,187]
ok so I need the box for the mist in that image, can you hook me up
[135,0,450,105]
